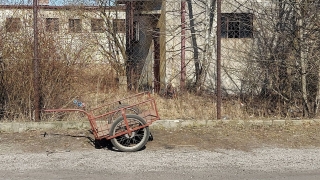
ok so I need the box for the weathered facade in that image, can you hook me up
[0,3,126,65]
[117,0,166,92]
[165,0,259,94]
[1,0,298,94]
[0,1,167,92]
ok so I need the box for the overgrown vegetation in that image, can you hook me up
[172,0,320,118]
[1,1,320,121]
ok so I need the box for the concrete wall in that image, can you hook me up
[0,5,125,64]
[0,0,276,94]
[164,0,273,94]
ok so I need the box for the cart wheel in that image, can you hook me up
[108,104,140,124]
[110,114,150,152]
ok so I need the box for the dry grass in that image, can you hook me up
[60,91,248,121]
[0,61,293,122]
[39,89,249,122]
[156,93,216,120]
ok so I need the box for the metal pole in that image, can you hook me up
[216,0,222,119]
[125,2,134,90]
[33,0,41,121]
[181,0,186,91]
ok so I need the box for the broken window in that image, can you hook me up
[113,19,125,33]
[46,18,59,32]
[69,19,82,33]
[91,19,104,33]
[5,18,21,33]
[221,13,253,38]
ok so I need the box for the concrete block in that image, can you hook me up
[272,120,285,126]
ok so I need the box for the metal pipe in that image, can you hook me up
[216,0,222,119]
[125,2,134,90]
[33,0,40,121]
[153,28,160,93]
[181,0,186,91]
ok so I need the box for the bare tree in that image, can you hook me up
[248,0,320,118]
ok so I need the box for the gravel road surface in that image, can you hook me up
[1,147,320,180]
[2,124,320,180]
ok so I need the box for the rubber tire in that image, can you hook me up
[108,104,140,124]
[110,114,150,152]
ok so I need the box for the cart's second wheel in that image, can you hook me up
[110,114,150,152]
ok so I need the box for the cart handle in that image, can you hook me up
[43,108,91,117]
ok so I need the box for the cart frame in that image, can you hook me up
[44,91,160,151]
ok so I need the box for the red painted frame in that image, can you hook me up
[44,91,160,140]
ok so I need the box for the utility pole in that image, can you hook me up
[33,0,41,121]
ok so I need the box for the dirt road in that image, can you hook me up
[1,147,320,180]
[1,124,320,179]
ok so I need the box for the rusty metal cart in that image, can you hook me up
[44,92,160,152]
